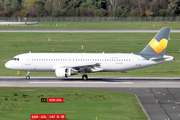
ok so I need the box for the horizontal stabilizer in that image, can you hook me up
[150,55,174,62]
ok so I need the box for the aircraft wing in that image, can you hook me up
[70,62,100,68]
[53,62,103,72]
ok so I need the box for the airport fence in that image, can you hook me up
[0,17,180,22]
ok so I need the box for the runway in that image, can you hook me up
[0,29,180,33]
[0,76,180,88]
[1,77,180,120]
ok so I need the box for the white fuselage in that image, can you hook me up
[5,53,173,73]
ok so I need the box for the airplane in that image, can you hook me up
[5,27,174,80]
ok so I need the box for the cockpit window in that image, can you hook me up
[12,58,19,61]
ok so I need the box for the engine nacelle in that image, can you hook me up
[55,68,78,78]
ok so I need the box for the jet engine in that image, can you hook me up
[55,68,78,78]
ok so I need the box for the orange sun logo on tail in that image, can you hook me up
[149,39,168,53]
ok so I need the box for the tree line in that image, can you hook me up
[0,0,180,17]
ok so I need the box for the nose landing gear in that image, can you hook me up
[26,71,30,80]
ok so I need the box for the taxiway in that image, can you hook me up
[0,77,180,88]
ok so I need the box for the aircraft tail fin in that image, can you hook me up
[137,27,171,58]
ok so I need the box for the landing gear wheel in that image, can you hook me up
[26,76,30,80]
[82,74,88,81]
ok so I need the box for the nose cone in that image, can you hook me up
[5,61,12,69]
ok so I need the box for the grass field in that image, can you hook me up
[0,88,147,120]
[1,32,180,77]
[0,21,180,29]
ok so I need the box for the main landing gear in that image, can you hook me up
[26,71,30,80]
[82,74,88,80]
